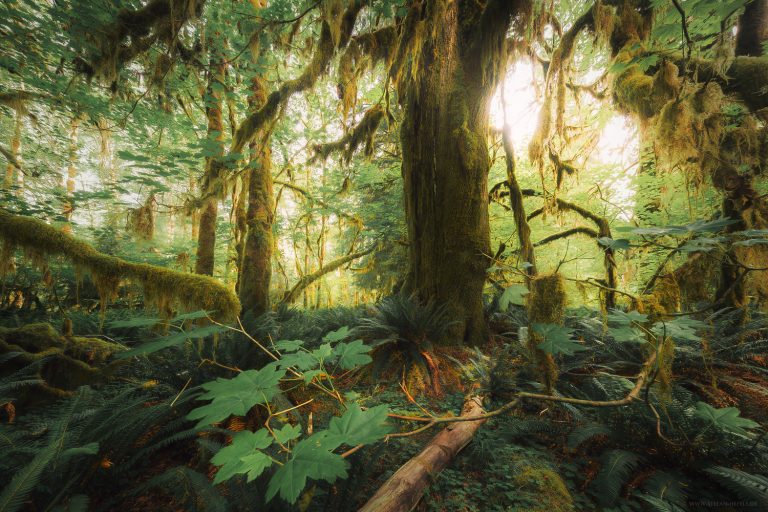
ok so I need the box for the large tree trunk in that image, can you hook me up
[736,0,768,57]
[237,75,274,316]
[399,0,519,345]
[195,40,226,276]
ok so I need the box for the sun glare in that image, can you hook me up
[490,60,640,219]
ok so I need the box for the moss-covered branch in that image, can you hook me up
[0,209,240,320]
[231,1,364,154]
[84,0,206,82]
[312,104,387,163]
[528,198,617,308]
[280,245,375,304]
[534,227,600,247]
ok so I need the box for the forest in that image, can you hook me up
[1,0,768,510]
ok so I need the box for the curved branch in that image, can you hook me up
[280,245,375,304]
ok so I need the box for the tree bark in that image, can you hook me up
[195,39,226,276]
[736,0,768,57]
[359,395,486,512]
[399,0,520,345]
[237,75,274,317]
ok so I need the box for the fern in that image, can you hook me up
[704,466,768,507]
[567,422,611,449]
[134,467,227,512]
[590,449,645,506]
[0,444,57,512]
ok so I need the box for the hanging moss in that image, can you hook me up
[337,26,397,119]
[126,193,156,240]
[527,272,567,392]
[0,209,240,320]
[313,104,388,163]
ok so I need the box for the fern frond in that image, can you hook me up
[567,423,611,449]
[0,444,57,512]
[590,449,645,506]
[704,466,768,507]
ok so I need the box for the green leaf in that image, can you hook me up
[323,404,392,447]
[171,310,214,322]
[323,326,351,343]
[118,324,229,359]
[188,366,286,427]
[499,284,529,310]
[332,339,372,370]
[273,424,302,445]
[598,237,631,251]
[108,316,162,328]
[211,429,273,484]
[607,309,648,324]
[278,351,318,371]
[532,323,587,355]
[60,442,99,459]
[312,343,333,361]
[274,339,304,352]
[651,317,706,341]
[266,437,348,503]
[694,402,760,438]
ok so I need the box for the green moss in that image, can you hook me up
[0,209,240,320]
[0,323,126,397]
[527,273,567,391]
[511,465,575,512]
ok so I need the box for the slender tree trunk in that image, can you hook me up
[62,117,80,234]
[501,87,537,281]
[400,0,517,345]
[195,40,226,276]
[736,0,768,57]
[237,75,274,317]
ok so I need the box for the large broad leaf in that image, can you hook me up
[118,324,230,358]
[607,309,647,343]
[210,429,273,484]
[187,366,286,427]
[274,339,304,352]
[323,326,351,343]
[632,218,738,237]
[108,316,162,328]
[598,237,631,251]
[694,402,759,438]
[265,436,348,504]
[332,339,372,370]
[651,317,706,341]
[499,284,529,310]
[532,323,588,356]
[277,351,318,371]
[322,404,392,448]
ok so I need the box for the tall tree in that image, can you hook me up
[398,0,529,344]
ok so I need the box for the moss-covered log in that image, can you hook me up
[0,209,240,320]
[0,323,125,397]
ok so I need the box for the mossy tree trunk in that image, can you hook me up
[195,39,226,276]
[3,109,22,190]
[399,0,520,345]
[237,75,274,317]
[736,0,768,57]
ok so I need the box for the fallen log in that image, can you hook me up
[359,395,487,512]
